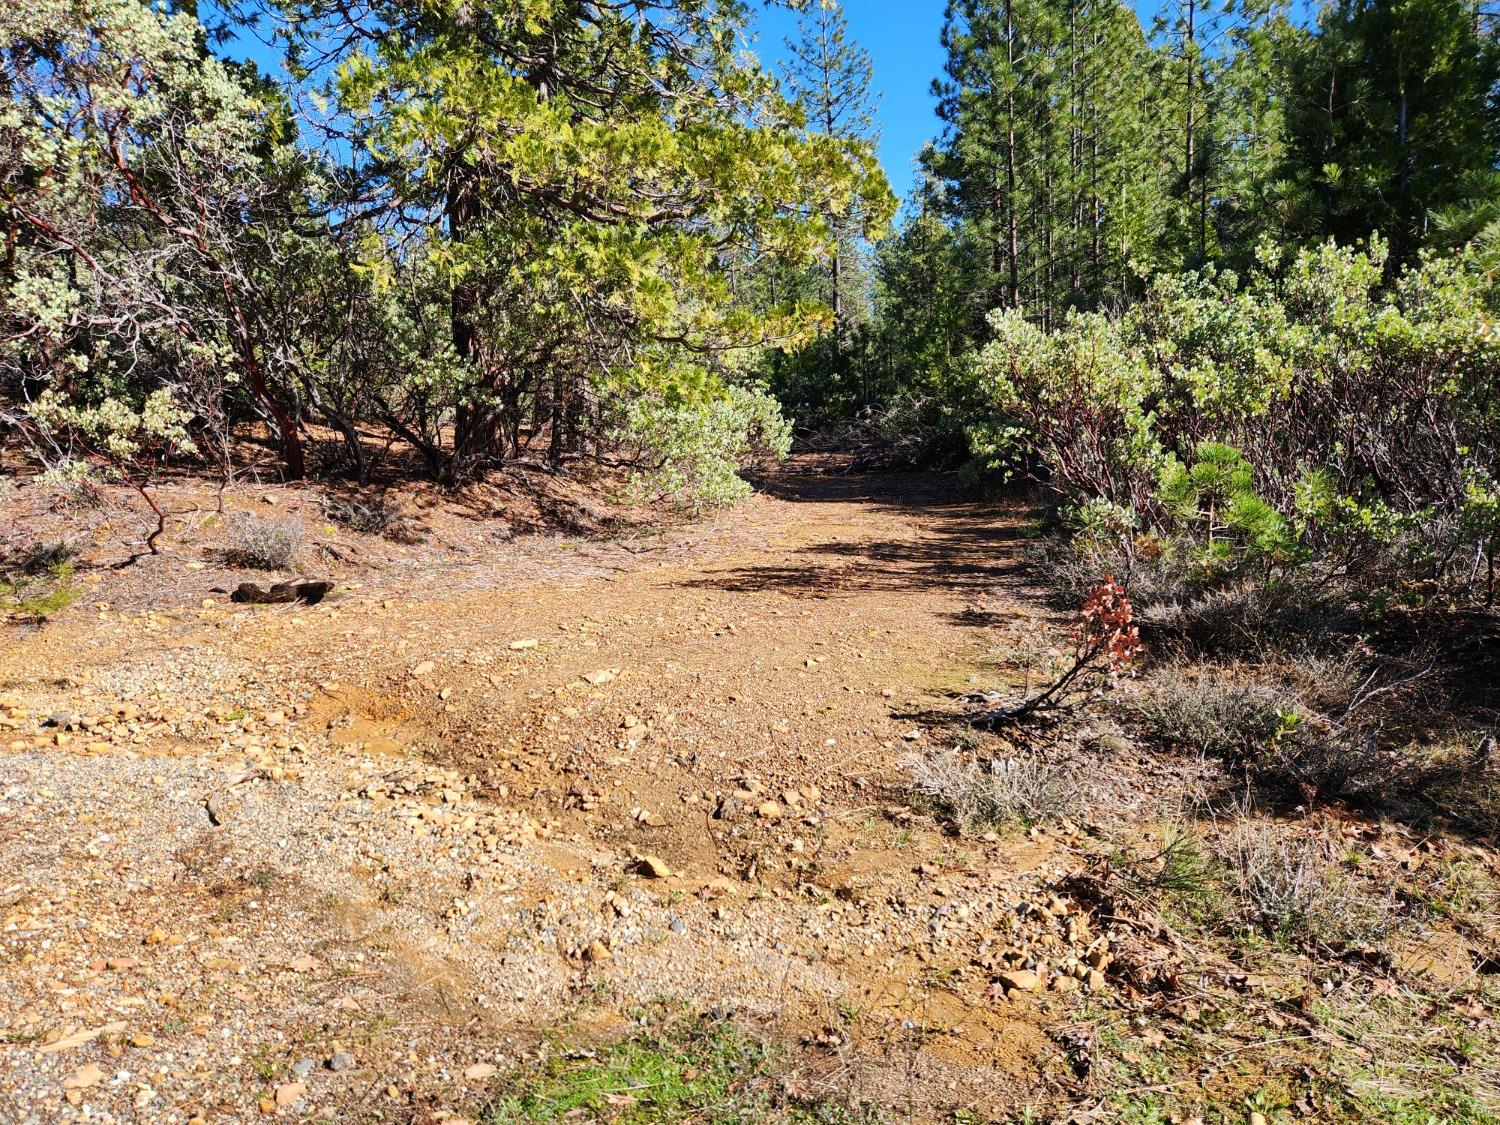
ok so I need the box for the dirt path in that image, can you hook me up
[1,462,1095,1123]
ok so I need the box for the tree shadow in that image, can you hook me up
[681,468,1034,610]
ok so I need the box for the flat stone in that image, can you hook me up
[62,1064,104,1090]
[997,970,1042,993]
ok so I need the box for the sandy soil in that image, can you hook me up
[8,458,1494,1124]
[1,460,1116,1123]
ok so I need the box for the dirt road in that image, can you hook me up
[1,464,1093,1123]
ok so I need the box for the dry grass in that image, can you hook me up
[220,513,303,570]
[1227,821,1396,948]
[324,494,424,543]
[904,745,1084,830]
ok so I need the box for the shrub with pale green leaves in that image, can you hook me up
[970,239,1500,602]
[618,384,792,508]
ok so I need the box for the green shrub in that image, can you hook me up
[1,540,82,621]
[1131,664,1293,762]
[618,384,792,508]
[971,239,1500,603]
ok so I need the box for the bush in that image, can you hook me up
[324,495,422,542]
[221,514,302,570]
[905,746,1083,830]
[618,384,793,508]
[325,496,392,535]
[1132,664,1294,762]
[970,239,1500,604]
[1227,822,1396,948]
[1133,659,1421,804]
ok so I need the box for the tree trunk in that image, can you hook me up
[1005,0,1021,310]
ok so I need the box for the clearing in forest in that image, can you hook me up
[1,460,1496,1124]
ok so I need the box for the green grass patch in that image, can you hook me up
[482,1013,875,1124]
[2,558,81,621]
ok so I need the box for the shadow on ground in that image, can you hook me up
[679,468,1033,608]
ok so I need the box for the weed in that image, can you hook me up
[1407,855,1495,921]
[905,746,1083,830]
[325,495,393,534]
[324,495,422,542]
[1131,664,1290,762]
[221,513,302,570]
[1131,661,1411,804]
[482,1012,878,1123]
[1119,823,1227,927]
[2,541,81,621]
[1227,822,1395,948]
[7,538,80,575]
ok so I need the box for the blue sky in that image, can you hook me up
[749,2,952,201]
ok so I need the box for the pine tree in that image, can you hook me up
[781,0,887,372]
[1280,0,1500,267]
[933,0,1156,328]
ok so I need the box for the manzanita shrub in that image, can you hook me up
[970,239,1500,602]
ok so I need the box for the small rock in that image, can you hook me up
[508,638,538,651]
[327,1051,356,1072]
[463,1062,498,1081]
[583,939,611,963]
[129,1034,155,1048]
[291,1059,316,1078]
[1084,969,1107,993]
[997,970,1042,993]
[274,1081,306,1108]
[634,854,672,878]
[757,801,783,820]
[63,1064,105,1090]
[411,661,435,677]
[669,918,686,935]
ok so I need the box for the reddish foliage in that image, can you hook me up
[975,575,1143,727]
[1076,575,1143,675]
